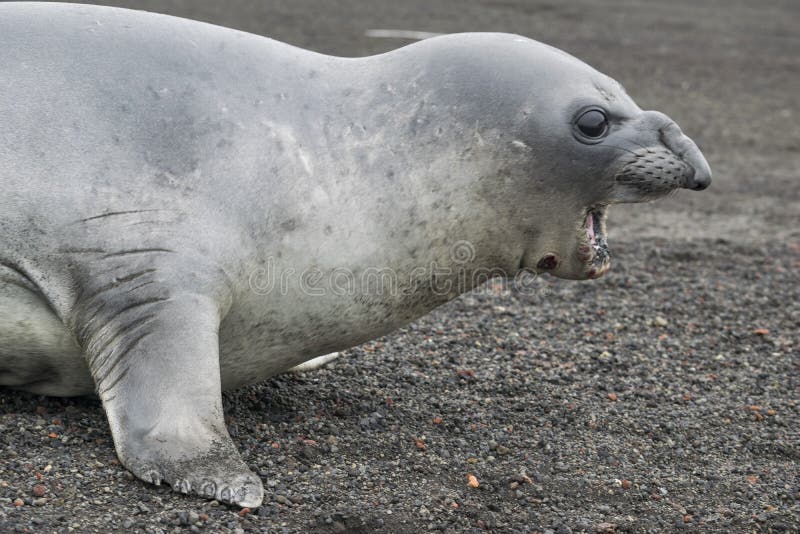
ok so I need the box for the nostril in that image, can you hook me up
[688,166,712,190]
[695,175,711,190]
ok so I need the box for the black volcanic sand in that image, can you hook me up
[1,1,798,532]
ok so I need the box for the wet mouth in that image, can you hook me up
[580,206,611,278]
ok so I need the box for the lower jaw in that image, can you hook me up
[580,245,612,279]
[524,253,611,280]
[585,260,611,279]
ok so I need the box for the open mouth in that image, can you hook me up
[580,206,611,278]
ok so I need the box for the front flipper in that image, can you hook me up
[76,291,263,507]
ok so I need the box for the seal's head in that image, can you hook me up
[519,88,712,280]
[503,38,712,280]
[423,34,712,281]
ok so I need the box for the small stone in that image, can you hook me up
[178,511,190,525]
[32,484,46,497]
[653,316,668,327]
[12,498,23,507]
[122,519,134,529]
[32,498,47,506]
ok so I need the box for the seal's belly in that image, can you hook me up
[0,273,92,396]
[216,283,450,391]
[0,266,445,394]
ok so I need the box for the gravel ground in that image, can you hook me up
[1,0,798,532]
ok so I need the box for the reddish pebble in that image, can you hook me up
[238,507,251,516]
[467,474,479,488]
[12,498,23,507]
[607,392,618,401]
[753,328,769,335]
[32,484,46,497]
[621,479,632,489]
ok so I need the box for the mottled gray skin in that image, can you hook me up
[0,3,711,507]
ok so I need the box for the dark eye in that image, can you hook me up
[575,109,609,140]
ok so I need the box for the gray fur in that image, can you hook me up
[0,3,710,506]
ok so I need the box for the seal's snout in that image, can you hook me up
[685,165,711,191]
[658,119,712,191]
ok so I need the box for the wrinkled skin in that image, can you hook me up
[0,3,710,507]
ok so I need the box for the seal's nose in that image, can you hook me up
[657,118,712,191]
[687,165,711,191]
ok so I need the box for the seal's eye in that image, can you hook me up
[575,109,609,140]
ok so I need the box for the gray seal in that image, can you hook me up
[0,3,711,507]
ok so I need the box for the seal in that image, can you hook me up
[0,3,711,507]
